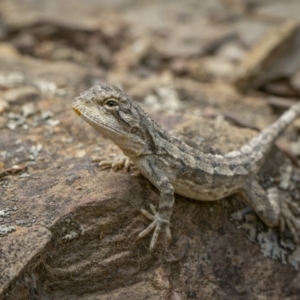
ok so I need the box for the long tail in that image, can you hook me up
[246,102,300,166]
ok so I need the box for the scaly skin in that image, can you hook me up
[73,83,300,250]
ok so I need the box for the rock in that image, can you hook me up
[22,102,38,118]
[216,41,246,63]
[0,99,8,114]
[114,38,152,70]
[0,43,20,58]
[290,69,300,94]
[144,86,182,112]
[186,57,235,82]
[0,116,6,129]
[263,80,299,98]
[4,86,40,105]
[0,226,51,299]
[234,20,300,92]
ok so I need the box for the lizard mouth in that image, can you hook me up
[72,107,81,116]
[73,104,125,136]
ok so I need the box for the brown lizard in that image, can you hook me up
[72,83,300,250]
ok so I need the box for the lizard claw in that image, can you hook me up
[99,155,133,172]
[279,198,300,244]
[139,204,172,251]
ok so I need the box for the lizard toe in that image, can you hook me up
[99,155,133,172]
[279,198,300,244]
[138,207,172,250]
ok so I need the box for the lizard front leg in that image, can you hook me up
[135,158,174,250]
[99,155,133,172]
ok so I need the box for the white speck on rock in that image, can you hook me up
[0,224,16,236]
[63,231,79,241]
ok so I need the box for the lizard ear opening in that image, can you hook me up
[131,126,139,134]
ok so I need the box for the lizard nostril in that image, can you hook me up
[83,98,92,104]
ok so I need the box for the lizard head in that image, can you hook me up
[72,83,158,157]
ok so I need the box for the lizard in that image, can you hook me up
[72,83,300,250]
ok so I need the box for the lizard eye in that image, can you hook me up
[104,99,118,109]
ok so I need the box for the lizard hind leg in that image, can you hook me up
[241,178,300,243]
[277,194,300,244]
[241,178,281,227]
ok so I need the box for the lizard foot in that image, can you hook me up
[138,204,171,251]
[279,197,300,244]
[99,155,133,172]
